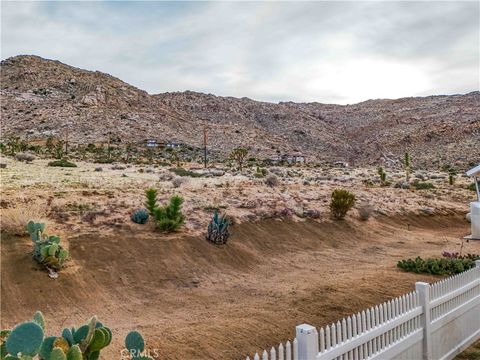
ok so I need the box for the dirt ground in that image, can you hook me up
[2,213,479,359]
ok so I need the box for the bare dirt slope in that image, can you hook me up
[1,214,478,359]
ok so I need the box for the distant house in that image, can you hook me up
[166,142,183,149]
[273,153,306,164]
[333,161,349,168]
[146,139,158,148]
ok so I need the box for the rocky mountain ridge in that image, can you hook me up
[1,55,479,168]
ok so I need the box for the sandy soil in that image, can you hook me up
[1,158,478,359]
[2,214,479,359]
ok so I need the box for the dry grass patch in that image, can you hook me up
[1,204,50,236]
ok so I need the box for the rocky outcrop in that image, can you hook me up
[1,55,479,168]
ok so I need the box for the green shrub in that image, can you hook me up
[144,189,184,232]
[330,189,356,219]
[468,183,477,192]
[397,256,476,275]
[48,159,77,168]
[0,311,152,359]
[412,180,435,190]
[169,167,202,178]
[153,196,185,232]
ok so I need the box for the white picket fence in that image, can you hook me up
[245,260,480,360]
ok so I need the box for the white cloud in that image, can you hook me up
[1,1,478,104]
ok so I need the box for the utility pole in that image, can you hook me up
[65,120,69,156]
[203,119,208,168]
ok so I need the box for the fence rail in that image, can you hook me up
[245,260,480,360]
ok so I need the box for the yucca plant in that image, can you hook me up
[206,210,230,245]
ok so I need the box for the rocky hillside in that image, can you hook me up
[1,55,479,168]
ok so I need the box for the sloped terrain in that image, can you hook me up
[1,215,478,359]
[1,55,479,168]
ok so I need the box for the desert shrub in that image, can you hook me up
[0,163,6,168]
[154,196,185,232]
[131,208,149,224]
[229,148,248,171]
[358,203,374,221]
[442,251,479,260]
[397,256,476,275]
[94,167,103,172]
[412,181,435,190]
[27,221,68,272]
[265,174,280,187]
[48,159,77,167]
[172,177,185,188]
[15,152,35,162]
[144,189,184,232]
[94,157,115,164]
[467,183,477,192]
[254,166,267,178]
[1,311,152,360]
[206,210,230,245]
[1,206,49,236]
[330,189,356,219]
[169,167,202,178]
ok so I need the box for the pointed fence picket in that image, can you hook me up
[244,261,480,360]
[247,339,298,360]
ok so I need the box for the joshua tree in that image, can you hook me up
[377,167,387,186]
[230,147,248,171]
[403,152,411,182]
[448,168,457,185]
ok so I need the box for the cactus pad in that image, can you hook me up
[53,337,70,354]
[61,328,74,346]
[50,347,67,360]
[66,345,82,360]
[125,331,145,354]
[5,322,43,357]
[33,311,45,330]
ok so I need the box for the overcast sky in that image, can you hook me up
[1,1,479,104]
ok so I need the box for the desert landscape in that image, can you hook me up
[1,1,480,359]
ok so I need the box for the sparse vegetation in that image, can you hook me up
[169,167,202,178]
[448,168,457,185]
[48,159,77,167]
[412,180,435,190]
[1,206,49,236]
[265,174,280,187]
[206,210,230,245]
[330,189,356,219]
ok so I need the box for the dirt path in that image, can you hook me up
[1,214,478,359]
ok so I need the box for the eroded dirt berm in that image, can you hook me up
[2,214,478,359]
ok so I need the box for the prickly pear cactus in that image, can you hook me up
[206,210,231,245]
[26,221,69,271]
[2,312,148,360]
